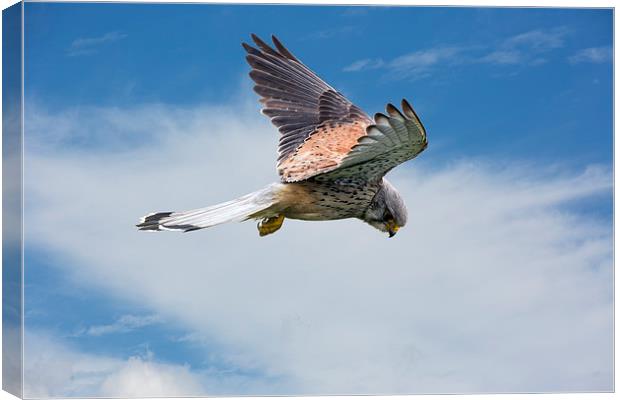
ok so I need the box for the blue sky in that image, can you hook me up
[22,3,613,397]
[25,5,612,166]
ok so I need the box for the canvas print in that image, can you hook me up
[2,2,614,398]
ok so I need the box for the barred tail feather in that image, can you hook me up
[137,185,278,232]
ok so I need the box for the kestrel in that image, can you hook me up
[137,34,427,238]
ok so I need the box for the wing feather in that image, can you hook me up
[313,99,428,182]
[243,35,426,183]
[243,34,373,179]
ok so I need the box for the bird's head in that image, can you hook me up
[363,179,408,238]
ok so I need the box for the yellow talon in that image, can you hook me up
[257,215,285,237]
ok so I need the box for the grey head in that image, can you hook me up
[362,178,408,238]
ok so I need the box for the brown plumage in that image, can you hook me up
[137,34,428,238]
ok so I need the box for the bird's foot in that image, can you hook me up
[257,215,285,237]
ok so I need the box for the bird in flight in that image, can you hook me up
[137,34,427,238]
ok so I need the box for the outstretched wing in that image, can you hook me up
[315,99,428,182]
[243,34,373,182]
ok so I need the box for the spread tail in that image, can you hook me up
[137,185,279,232]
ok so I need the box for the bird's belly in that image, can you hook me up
[276,180,378,221]
[285,205,354,221]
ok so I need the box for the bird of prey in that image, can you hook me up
[137,34,427,238]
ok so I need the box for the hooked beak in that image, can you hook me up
[386,220,400,238]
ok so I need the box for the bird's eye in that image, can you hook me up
[383,211,394,222]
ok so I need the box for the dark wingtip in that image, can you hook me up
[271,34,285,52]
[374,112,388,119]
[271,34,297,61]
[386,103,398,113]
[374,112,390,125]
[241,42,253,52]
[401,98,427,136]
[401,98,413,112]
[386,103,403,118]
[251,33,267,49]
[136,212,173,231]
[400,98,412,116]
[251,33,278,55]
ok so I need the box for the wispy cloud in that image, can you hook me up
[569,46,612,64]
[304,25,358,40]
[341,7,369,17]
[478,50,523,65]
[343,28,570,79]
[388,46,466,79]
[67,31,127,57]
[23,100,612,395]
[343,46,469,80]
[502,28,568,51]
[480,27,569,66]
[342,58,384,72]
[74,314,163,336]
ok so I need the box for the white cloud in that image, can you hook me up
[67,31,127,57]
[477,28,569,66]
[502,28,567,51]
[75,314,163,336]
[569,46,613,64]
[344,46,467,80]
[24,331,205,397]
[479,50,522,65]
[387,47,464,79]
[343,28,570,78]
[343,58,385,72]
[304,25,357,40]
[23,100,612,395]
[98,356,204,397]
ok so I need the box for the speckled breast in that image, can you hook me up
[277,177,381,221]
